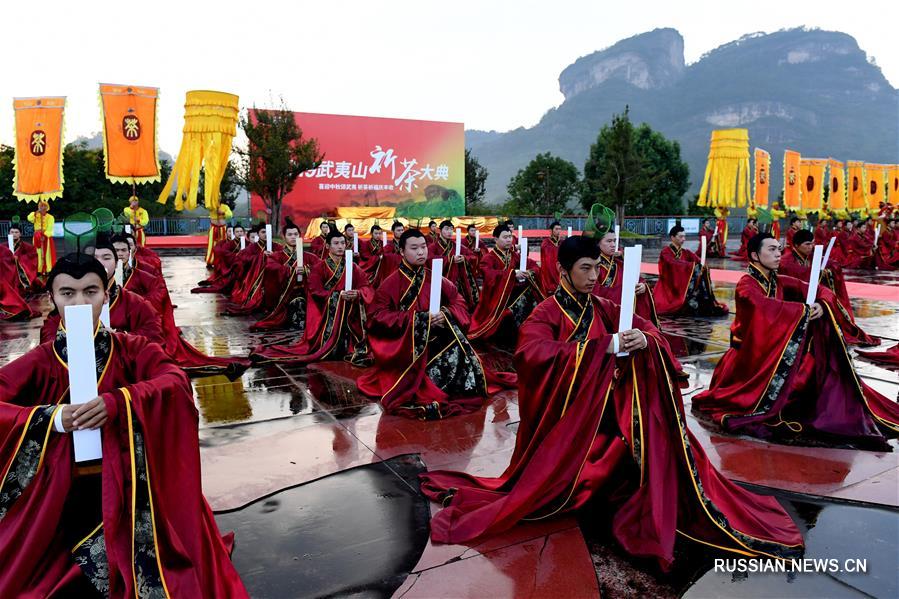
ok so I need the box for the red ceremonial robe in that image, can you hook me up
[357,261,515,418]
[12,240,40,291]
[785,226,801,250]
[228,242,281,307]
[310,235,328,260]
[842,231,875,269]
[463,234,482,274]
[251,255,374,365]
[729,225,755,261]
[593,253,660,327]
[134,246,162,276]
[123,263,172,318]
[654,244,728,316]
[0,247,37,319]
[469,247,544,344]
[692,266,899,444]
[41,285,163,345]
[538,236,562,295]
[696,227,723,259]
[779,248,878,346]
[0,329,248,598]
[224,243,289,315]
[193,239,241,293]
[429,237,480,311]
[250,251,320,332]
[358,237,385,283]
[874,227,899,270]
[856,344,899,369]
[813,223,830,246]
[420,287,804,569]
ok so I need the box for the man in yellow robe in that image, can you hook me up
[122,196,150,246]
[26,200,56,275]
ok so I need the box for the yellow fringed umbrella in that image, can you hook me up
[157,90,239,211]
[697,129,751,208]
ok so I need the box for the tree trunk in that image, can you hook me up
[271,198,282,237]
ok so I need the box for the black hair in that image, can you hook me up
[344,223,355,231]
[391,221,405,231]
[549,221,561,230]
[399,229,426,249]
[47,253,109,292]
[558,236,600,271]
[747,232,775,262]
[283,218,300,235]
[234,224,246,232]
[790,217,800,224]
[493,224,511,239]
[467,224,477,231]
[370,224,382,233]
[793,229,814,245]
[504,219,515,227]
[319,221,330,230]
[110,233,129,247]
[668,225,684,237]
[326,230,346,245]
[93,234,117,256]
[439,219,454,230]
[428,220,437,227]
[8,223,21,231]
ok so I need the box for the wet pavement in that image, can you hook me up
[1,252,896,598]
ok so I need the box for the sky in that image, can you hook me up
[2,0,897,156]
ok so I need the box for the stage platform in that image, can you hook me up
[1,254,896,598]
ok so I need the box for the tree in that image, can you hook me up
[506,152,580,215]
[581,107,689,222]
[464,149,488,210]
[235,102,323,231]
[0,142,178,220]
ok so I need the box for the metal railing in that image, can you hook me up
[1,214,751,238]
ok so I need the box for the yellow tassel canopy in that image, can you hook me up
[157,90,239,211]
[698,129,751,208]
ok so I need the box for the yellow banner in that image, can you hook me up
[828,160,846,211]
[99,83,161,184]
[847,161,866,210]
[302,217,499,240]
[158,90,239,211]
[697,129,751,208]
[13,97,66,202]
[783,150,802,209]
[799,158,826,211]
[887,165,899,204]
[865,164,886,210]
[753,148,770,207]
[335,206,396,219]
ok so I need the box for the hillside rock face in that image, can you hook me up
[468,28,899,206]
[558,28,685,98]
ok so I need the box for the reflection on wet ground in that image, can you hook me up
[1,254,896,598]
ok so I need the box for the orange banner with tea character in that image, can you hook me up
[13,97,66,202]
[99,83,161,184]
[888,165,899,203]
[847,161,866,210]
[753,148,770,207]
[828,159,846,211]
[783,150,802,209]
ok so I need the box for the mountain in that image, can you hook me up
[468,27,899,207]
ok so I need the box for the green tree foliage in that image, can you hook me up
[581,107,689,220]
[506,152,580,215]
[235,102,323,231]
[0,142,180,220]
[464,149,488,210]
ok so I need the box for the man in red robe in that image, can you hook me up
[251,231,373,365]
[358,230,516,419]
[843,221,875,269]
[463,223,483,271]
[537,222,563,295]
[249,219,320,332]
[697,218,725,259]
[426,220,439,246]
[420,236,804,570]
[654,225,728,317]
[813,216,831,246]
[41,246,163,345]
[0,254,248,597]
[874,217,899,270]
[358,224,385,283]
[729,218,757,261]
[377,221,406,286]
[111,234,172,317]
[193,225,246,293]
[8,224,41,293]
[310,221,331,260]
[224,224,286,315]
[785,216,804,250]
[469,225,544,346]
[779,229,878,346]
[123,232,163,277]
[593,230,659,326]
[0,243,38,320]
[693,233,898,448]
[428,220,479,311]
